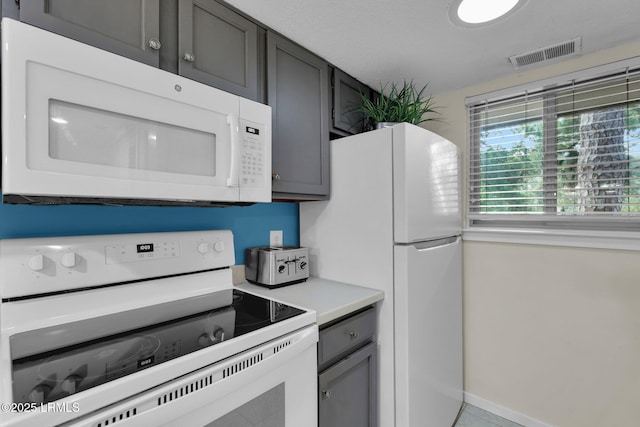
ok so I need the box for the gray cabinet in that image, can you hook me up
[18,0,161,66]
[318,307,378,427]
[177,0,260,101]
[331,68,370,136]
[267,31,330,200]
[14,0,261,101]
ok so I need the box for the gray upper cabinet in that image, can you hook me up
[177,0,260,101]
[267,31,330,199]
[19,0,161,67]
[331,68,369,136]
[15,0,261,101]
[12,1,370,201]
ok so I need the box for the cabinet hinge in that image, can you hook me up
[15,0,20,9]
[332,108,335,120]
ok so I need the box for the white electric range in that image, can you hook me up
[0,230,317,427]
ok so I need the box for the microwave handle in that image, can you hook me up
[226,113,240,187]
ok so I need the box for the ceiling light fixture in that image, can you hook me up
[449,0,526,26]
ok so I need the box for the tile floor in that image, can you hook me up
[454,403,524,427]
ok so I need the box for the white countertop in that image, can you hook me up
[236,277,384,325]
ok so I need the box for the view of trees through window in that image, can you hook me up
[477,102,640,214]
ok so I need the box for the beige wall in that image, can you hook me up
[423,40,640,426]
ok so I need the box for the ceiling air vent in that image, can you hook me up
[509,37,582,69]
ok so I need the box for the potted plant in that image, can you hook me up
[357,80,439,130]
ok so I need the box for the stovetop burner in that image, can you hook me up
[11,290,305,405]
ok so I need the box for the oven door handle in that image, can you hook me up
[226,113,240,187]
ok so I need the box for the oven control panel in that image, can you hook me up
[106,240,180,264]
[0,230,234,299]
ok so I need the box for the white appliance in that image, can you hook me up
[0,230,318,427]
[300,123,463,427]
[1,18,271,206]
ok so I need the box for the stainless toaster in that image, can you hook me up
[245,246,309,288]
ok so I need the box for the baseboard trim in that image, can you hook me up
[463,392,556,427]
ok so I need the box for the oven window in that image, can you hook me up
[48,99,216,177]
[206,383,285,427]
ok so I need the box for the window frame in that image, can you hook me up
[466,62,640,233]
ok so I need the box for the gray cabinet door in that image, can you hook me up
[19,0,160,66]
[318,341,378,427]
[332,68,369,135]
[267,32,329,198]
[177,0,259,101]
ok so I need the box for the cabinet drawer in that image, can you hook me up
[318,307,376,368]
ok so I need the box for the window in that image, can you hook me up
[468,68,640,231]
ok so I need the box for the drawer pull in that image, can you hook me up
[348,331,360,339]
[321,389,332,399]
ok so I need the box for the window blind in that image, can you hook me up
[468,68,640,230]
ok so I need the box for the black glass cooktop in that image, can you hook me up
[11,290,305,405]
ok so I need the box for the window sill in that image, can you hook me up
[462,227,640,251]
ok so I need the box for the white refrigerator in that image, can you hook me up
[300,123,463,427]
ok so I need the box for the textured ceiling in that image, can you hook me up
[225,0,640,95]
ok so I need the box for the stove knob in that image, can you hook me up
[28,254,45,271]
[213,240,225,253]
[198,327,225,347]
[197,242,210,254]
[212,327,225,342]
[198,332,211,347]
[60,375,83,395]
[28,384,51,404]
[60,252,77,268]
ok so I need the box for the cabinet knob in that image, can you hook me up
[272,172,281,181]
[321,389,332,400]
[148,38,162,50]
[348,331,360,339]
[183,51,196,62]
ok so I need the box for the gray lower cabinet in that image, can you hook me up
[318,307,378,427]
[331,68,370,136]
[177,0,260,101]
[18,0,161,67]
[267,31,330,200]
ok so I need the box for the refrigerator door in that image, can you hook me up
[392,124,461,243]
[394,237,463,427]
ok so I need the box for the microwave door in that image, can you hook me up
[47,99,232,179]
[22,65,238,203]
[2,19,245,204]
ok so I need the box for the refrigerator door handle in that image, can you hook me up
[412,236,460,251]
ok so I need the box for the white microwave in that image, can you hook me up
[1,19,271,206]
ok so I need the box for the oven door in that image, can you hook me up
[2,19,270,204]
[65,325,318,427]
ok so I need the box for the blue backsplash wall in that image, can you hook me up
[0,194,299,264]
